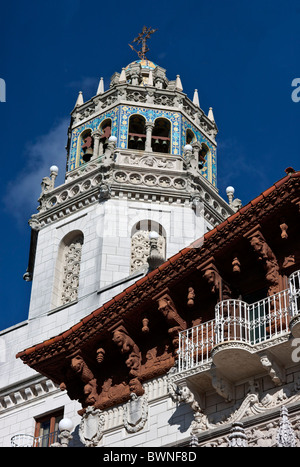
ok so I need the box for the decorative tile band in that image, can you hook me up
[68,106,216,187]
[181,116,217,187]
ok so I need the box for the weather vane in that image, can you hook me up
[129,26,157,61]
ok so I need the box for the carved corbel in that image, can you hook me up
[111,324,143,396]
[69,351,98,406]
[259,352,286,387]
[245,226,280,295]
[168,376,207,434]
[199,259,231,301]
[209,366,234,402]
[153,290,186,351]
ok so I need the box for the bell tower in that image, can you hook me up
[24,32,233,324]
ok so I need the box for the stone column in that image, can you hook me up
[145,122,154,152]
[92,130,101,159]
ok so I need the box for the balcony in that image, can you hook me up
[178,269,300,382]
[11,431,59,447]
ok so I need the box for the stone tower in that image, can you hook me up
[24,56,233,325]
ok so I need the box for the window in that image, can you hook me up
[34,410,63,447]
[151,118,170,153]
[128,115,146,150]
[130,220,166,273]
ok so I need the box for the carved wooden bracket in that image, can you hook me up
[244,225,280,295]
[110,323,143,396]
[153,289,186,352]
[198,258,231,301]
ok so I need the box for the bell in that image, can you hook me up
[82,148,93,162]
[137,137,143,142]
[129,135,135,141]
[162,140,167,145]
[154,139,159,145]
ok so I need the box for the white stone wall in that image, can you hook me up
[0,195,210,447]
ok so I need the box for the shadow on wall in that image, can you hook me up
[168,403,194,434]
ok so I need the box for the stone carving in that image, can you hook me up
[259,352,286,387]
[130,230,165,273]
[99,182,111,200]
[210,367,234,402]
[276,405,296,447]
[61,236,83,305]
[227,422,248,447]
[123,393,148,433]
[79,406,105,447]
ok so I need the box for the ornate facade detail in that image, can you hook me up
[123,393,148,433]
[227,422,248,447]
[210,367,234,402]
[111,325,143,396]
[79,406,105,447]
[130,230,165,273]
[276,405,296,447]
[246,227,280,295]
[155,293,186,351]
[259,352,286,387]
[61,235,83,305]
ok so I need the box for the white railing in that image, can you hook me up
[11,431,59,447]
[289,269,300,318]
[215,289,290,346]
[178,319,216,372]
[11,434,35,447]
[178,270,300,373]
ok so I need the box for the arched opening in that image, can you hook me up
[99,118,112,154]
[128,115,146,150]
[186,129,196,145]
[198,143,209,168]
[151,118,171,153]
[80,129,94,163]
[130,220,166,273]
[52,230,84,308]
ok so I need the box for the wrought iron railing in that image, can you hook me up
[178,270,300,373]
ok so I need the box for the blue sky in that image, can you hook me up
[0,0,299,330]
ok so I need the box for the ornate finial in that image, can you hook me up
[129,26,157,60]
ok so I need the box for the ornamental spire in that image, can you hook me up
[129,26,157,60]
